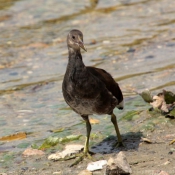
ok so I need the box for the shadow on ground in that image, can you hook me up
[91,131,143,154]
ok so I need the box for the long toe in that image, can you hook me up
[70,151,95,167]
[113,141,125,148]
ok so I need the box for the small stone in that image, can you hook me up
[48,144,84,160]
[53,171,61,175]
[87,160,107,171]
[22,148,45,156]
[163,160,170,165]
[78,170,92,175]
[89,39,96,45]
[103,40,110,44]
[106,151,132,175]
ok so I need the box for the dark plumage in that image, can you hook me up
[62,29,124,155]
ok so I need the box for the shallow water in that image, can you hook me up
[0,0,175,169]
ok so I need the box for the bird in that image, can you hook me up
[62,29,124,157]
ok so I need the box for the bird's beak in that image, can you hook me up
[77,36,87,52]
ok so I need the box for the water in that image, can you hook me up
[0,0,175,152]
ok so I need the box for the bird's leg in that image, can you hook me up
[111,112,124,147]
[81,115,92,157]
[70,115,93,167]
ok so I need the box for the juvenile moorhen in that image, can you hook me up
[62,29,124,156]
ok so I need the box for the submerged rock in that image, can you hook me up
[105,151,132,175]
[48,144,84,160]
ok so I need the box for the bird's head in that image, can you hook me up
[67,29,87,52]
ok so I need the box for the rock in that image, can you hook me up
[22,148,45,156]
[78,170,92,175]
[138,89,153,103]
[87,160,107,171]
[48,144,84,160]
[105,151,132,175]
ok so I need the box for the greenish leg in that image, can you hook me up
[70,115,93,167]
[81,115,91,155]
[111,112,124,147]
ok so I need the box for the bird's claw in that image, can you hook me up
[169,139,175,145]
[70,151,94,167]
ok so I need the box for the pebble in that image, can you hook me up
[163,160,170,165]
[103,40,110,44]
[53,171,61,175]
[22,148,45,156]
[87,160,107,171]
[78,170,92,175]
[89,39,96,45]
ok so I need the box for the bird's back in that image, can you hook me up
[87,67,123,109]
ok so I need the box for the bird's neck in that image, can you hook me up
[67,49,85,71]
[66,49,86,77]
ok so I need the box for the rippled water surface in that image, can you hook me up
[0,0,175,152]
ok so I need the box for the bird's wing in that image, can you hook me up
[86,66,123,105]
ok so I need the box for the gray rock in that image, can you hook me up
[105,151,132,175]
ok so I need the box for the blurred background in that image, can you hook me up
[0,0,175,150]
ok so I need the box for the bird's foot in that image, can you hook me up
[113,141,125,148]
[169,139,175,145]
[117,141,125,147]
[70,151,95,167]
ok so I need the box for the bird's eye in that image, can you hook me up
[72,36,75,39]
